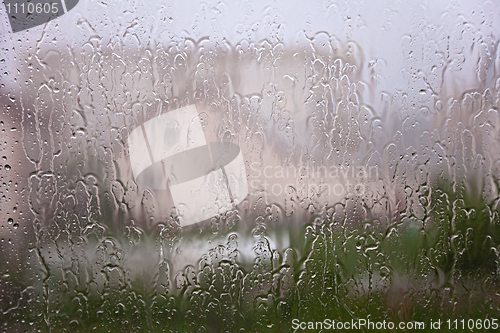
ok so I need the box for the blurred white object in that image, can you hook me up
[128,105,248,226]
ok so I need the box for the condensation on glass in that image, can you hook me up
[0,0,499,331]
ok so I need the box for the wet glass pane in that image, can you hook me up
[1,0,500,331]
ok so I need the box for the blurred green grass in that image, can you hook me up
[2,173,500,332]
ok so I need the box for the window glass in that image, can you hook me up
[1,0,499,331]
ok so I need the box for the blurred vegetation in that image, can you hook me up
[1,169,500,333]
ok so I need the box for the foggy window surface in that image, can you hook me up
[1,0,500,331]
